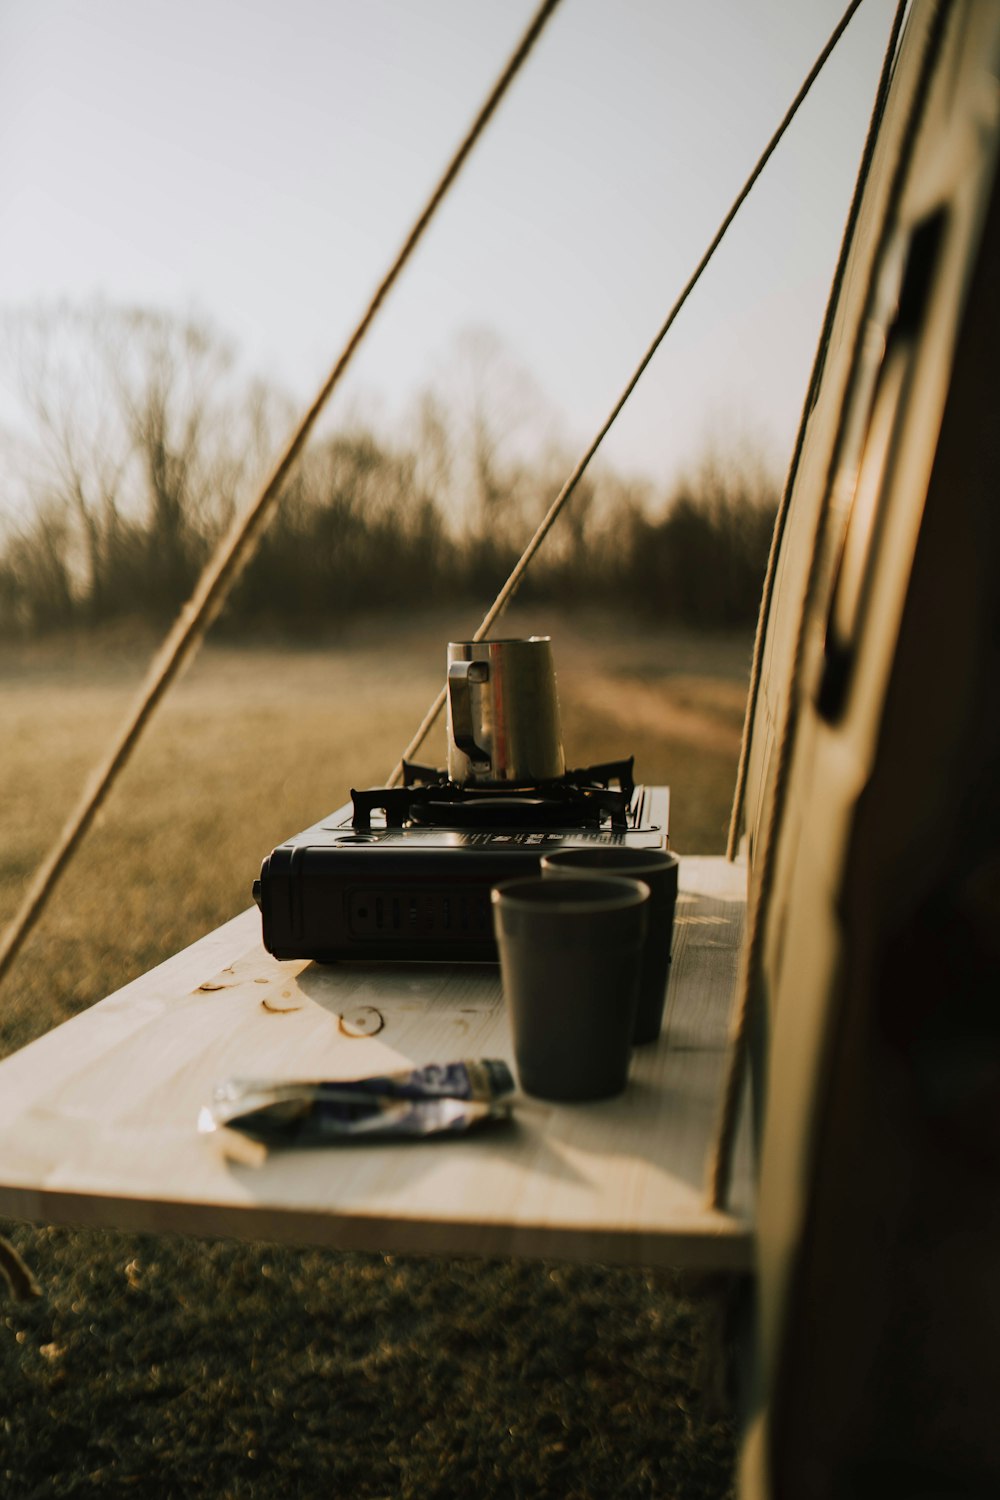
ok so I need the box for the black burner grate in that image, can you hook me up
[351,758,636,832]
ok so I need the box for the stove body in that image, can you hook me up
[255,765,669,962]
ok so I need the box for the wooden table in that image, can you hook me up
[0,857,752,1270]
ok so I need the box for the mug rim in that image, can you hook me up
[491,874,649,913]
[448,635,551,648]
[540,848,679,874]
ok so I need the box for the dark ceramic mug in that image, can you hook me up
[540,847,679,1044]
[491,874,648,1101]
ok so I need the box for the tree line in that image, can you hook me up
[0,305,777,638]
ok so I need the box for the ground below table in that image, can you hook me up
[0,856,752,1270]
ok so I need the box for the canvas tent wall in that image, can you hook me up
[738,3,1000,1494]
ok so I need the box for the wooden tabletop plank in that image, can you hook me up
[0,856,751,1269]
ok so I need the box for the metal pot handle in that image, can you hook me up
[448,659,491,772]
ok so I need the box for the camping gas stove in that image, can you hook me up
[254,758,670,962]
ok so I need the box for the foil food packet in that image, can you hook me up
[199,1059,515,1146]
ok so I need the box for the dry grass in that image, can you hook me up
[0,610,748,1497]
[0,607,750,1058]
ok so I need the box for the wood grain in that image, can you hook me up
[0,857,751,1269]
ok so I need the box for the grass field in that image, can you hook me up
[0,610,750,1498]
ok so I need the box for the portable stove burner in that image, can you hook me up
[254,757,669,963]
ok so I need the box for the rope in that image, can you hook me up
[707,0,947,1212]
[726,0,909,863]
[0,0,563,993]
[387,0,868,788]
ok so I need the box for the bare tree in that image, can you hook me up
[1,494,76,631]
[1,301,281,624]
[442,326,558,542]
[407,388,454,523]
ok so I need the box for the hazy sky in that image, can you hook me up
[0,0,896,496]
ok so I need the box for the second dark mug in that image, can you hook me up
[540,847,680,1044]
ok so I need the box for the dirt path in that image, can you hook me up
[571,671,744,755]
